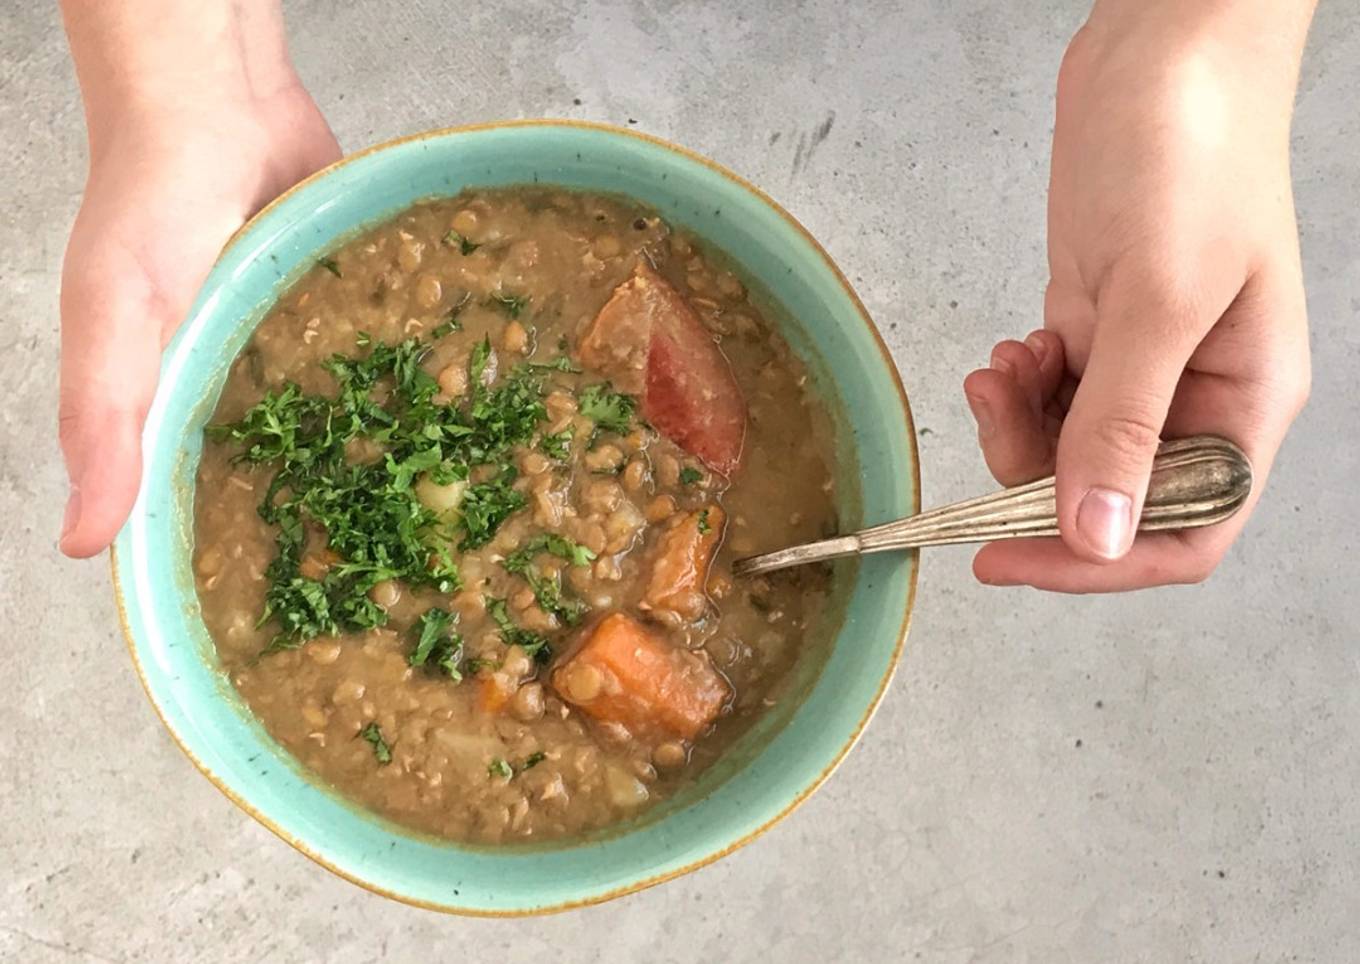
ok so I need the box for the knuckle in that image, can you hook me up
[1138,287,1199,340]
[1057,26,1097,93]
[1284,366,1312,419]
[1090,411,1163,460]
[57,400,84,451]
[1104,263,1208,345]
[1252,357,1312,425]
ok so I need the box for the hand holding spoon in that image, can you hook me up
[731,435,1252,578]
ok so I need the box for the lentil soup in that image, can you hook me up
[194,187,843,844]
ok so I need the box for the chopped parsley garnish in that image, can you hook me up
[528,356,580,374]
[539,428,572,461]
[488,292,529,319]
[208,333,557,654]
[490,752,545,780]
[527,573,588,625]
[360,722,391,764]
[679,466,703,486]
[409,607,464,680]
[432,294,471,339]
[506,533,597,569]
[486,596,552,662]
[356,331,372,348]
[458,467,526,550]
[577,383,636,435]
[468,336,492,386]
[502,534,595,626]
[442,229,481,255]
[698,508,712,535]
[317,256,342,277]
[462,656,499,675]
[208,381,327,465]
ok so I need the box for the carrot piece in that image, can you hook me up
[643,505,725,621]
[477,674,512,715]
[551,612,728,742]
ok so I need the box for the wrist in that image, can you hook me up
[1085,0,1316,74]
[61,1,297,160]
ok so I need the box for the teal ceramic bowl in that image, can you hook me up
[112,120,919,915]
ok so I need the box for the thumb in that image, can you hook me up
[58,244,165,558]
[1055,299,1199,563]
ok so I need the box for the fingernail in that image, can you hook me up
[965,392,996,438]
[1024,331,1049,364]
[1076,487,1133,560]
[61,485,81,544]
[976,572,1019,587]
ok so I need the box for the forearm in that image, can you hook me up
[60,0,295,156]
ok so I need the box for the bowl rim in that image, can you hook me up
[110,117,921,916]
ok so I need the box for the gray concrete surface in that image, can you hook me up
[3,1,1358,961]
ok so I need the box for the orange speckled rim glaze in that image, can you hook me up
[110,118,921,916]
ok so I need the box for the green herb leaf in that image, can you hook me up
[486,596,552,662]
[577,383,636,435]
[385,445,447,492]
[360,722,392,764]
[317,257,342,277]
[432,292,472,339]
[490,752,545,779]
[410,607,464,680]
[502,534,595,625]
[442,229,481,255]
[458,466,526,550]
[356,331,372,348]
[679,466,703,486]
[205,382,328,466]
[528,356,580,374]
[468,336,493,389]
[208,327,562,654]
[431,317,460,339]
[506,533,596,570]
[539,428,572,461]
[698,508,712,535]
[488,291,529,319]
[462,656,499,675]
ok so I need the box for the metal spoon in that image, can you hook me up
[731,435,1253,578]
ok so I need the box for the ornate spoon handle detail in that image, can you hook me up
[731,435,1253,577]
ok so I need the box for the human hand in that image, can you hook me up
[58,12,339,557]
[963,2,1314,592]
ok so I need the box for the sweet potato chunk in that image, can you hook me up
[578,263,746,475]
[551,612,728,742]
[643,506,724,621]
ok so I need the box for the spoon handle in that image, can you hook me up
[731,435,1253,577]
